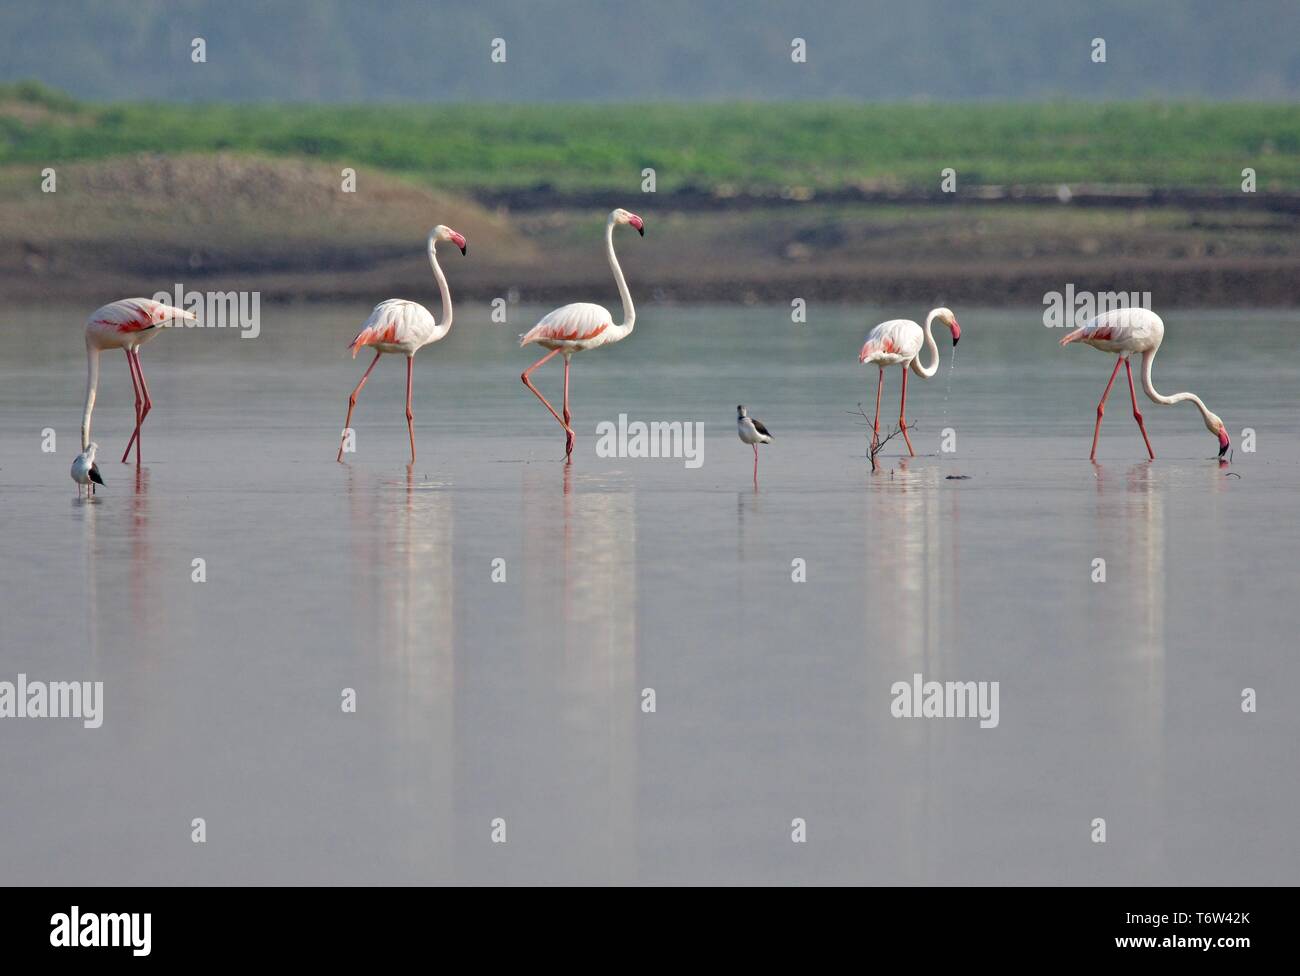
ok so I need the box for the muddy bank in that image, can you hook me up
[7,251,1297,308]
[5,155,1299,308]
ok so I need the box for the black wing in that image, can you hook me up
[751,418,773,438]
[88,464,105,486]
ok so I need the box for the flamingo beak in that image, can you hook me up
[951,321,962,346]
[451,232,467,255]
[1218,428,1231,457]
[628,214,644,236]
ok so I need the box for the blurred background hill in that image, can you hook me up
[4,0,1300,102]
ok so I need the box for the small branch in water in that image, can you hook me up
[850,403,912,472]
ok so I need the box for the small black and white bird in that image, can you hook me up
[736,405,773,480]
[71,442,105,497]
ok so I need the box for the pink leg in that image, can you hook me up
[122,350,154,463]
[405,355,416,464]
[338,351,382,462]
[562,354,575,459]
[1125,359,1155,460]
[898,366,915,456]
[753,443,759,483]
[133,351,152,463]
[121,349,143,463]
[872,367,884,452]
[521,350,574,452]
[1090,357,1124,461]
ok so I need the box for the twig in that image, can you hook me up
[850,403,913,471]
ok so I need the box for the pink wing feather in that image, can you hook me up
[519,303,614,347]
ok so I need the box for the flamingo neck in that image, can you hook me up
[1141,347,1213,422]
[82,342,100,451]
[912,309,943,378]
[607,218,635,336]
[427,234,453,339]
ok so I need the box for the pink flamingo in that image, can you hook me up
[858,307,961,455]
[337,225,466,465]
[519,208,643,460]
[1060,308,1229,460]
[83,298,196,463]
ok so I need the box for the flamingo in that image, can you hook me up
[519,208,643,460]
[83,298,197,463]
[1060,307,1229,460]
[736,405,772,482]
[858,307,961,455]
[337,225,467,465]
[71,442,104,497]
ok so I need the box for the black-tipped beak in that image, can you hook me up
[952,334,960,346]
[459,244,467,256]
[637,226,644,237]
[1219,440,1229,458]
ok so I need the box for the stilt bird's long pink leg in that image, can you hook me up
[338,351,381,462]
[1090,357,1124,461]
[1125,358,1154,460]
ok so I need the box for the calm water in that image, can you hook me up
[1,302,1297,884]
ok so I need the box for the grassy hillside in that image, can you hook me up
[4,84,1300,192]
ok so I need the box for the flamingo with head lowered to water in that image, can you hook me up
[1060,307,1229,461]
[83,298,196,464]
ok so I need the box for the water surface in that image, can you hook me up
[1,303,1297,884]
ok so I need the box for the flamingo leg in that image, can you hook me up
[562,354,575,459]
[121,349,143,463]
[872,367,884,452]
[405,355,416,465]
[1090,356,1124,461]
[1125,358,1155,460]
[899,365,915,456]
[521,349,573,446]
[338,351,382,462]
[132,351,152,462]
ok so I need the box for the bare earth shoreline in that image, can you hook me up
[3,155,1298,307]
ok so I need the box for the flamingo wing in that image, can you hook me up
[87,298,194,336]
[519,303,614,347]
[859,319,924,364]
[348,300,434,356]
[1059,307,1163,351]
